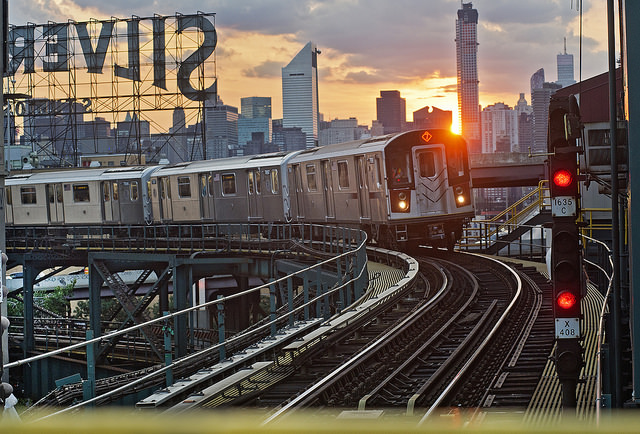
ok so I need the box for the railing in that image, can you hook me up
[458,180,613,264]
[6,223,369,409]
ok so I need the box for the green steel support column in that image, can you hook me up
[173,262,189,358]
[316,267,322,318]
[22,264,35,356]
[287,278,294,327]
[623,0,640,405]
[269,284,277,337]
[83,330,95,404]
[217,295,225,361]
[88,260,103,340]
[303,277,310,320]
[163,311,173,387]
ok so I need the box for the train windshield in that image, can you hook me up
[387,152,413,188]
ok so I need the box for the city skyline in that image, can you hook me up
[7,1,611,133]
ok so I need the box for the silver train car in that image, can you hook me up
[286,129,474,248]
[5,166,156,226]
[5,129,474,249]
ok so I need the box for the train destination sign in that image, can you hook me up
[6,13,217,101]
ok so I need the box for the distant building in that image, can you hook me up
[556,38,576,88]
[167,107,188,163]
[239,96,272,155]
[376,90,406,134]
[272,123,306,152]
[514,93,533,153]
[481,102,518,153]
[412,106,452,131]
[456,2,481,153]
[282,42,320,149]
[319,117,369,146]
[205,100,239,159]
[116,112,150,163]
[241,96,272,119]
[530,69,561,154]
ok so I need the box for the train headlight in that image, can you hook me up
[454,185,469,208]
[391,190,411,213]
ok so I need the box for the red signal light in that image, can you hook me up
[553,169,573,188]
[556,290,578,310]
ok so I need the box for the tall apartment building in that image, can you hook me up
[456,2,481,153]
[376,90,406,134]
[481,102,518,153]
[282,42,320,149]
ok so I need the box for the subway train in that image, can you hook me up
[5,129,475,249]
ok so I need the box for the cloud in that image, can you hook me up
[243,60,283,78]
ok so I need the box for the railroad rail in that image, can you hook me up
[157,248,555,425]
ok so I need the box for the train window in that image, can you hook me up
[306,164,317,192]
[255,170,262,194]
[130,181,139,201]
[73,184,90,203]
[177,176,191,198]
[208,175,214,196]
[248,171,255,195]
[47,185,55,203]
[222,174,236,195]
[337,161,349,189]
[200,175,207,197]
[103,183,110,202]
[374,156,383,188]
[6,187,11,206]
[418,152,436,178]
[20,187,37,204]
[388,152,412,187]
[271,169,280,194]
[112,182,119,201]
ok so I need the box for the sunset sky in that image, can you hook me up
[9,1,613,131]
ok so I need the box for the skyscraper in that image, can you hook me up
[456,2,481,153]
[239,97,272,155]
[556,38,576,88]
[282,42,320,149]
[530,68,561,154]
[376,90,406,134]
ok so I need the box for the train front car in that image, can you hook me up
[383,129,474,249]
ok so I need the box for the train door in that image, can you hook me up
[158,176,173,221]
[355,156,371,220]
[290,164,305,219]
[200,173,215,220]
[413,147,447,215]
[321,160,335,220]
[101,181,121,223]
[247,169,263,220]
[46,183,64,223]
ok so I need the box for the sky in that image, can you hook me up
[9,0,613,132]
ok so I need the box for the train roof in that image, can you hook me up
[289,129,464,162]
[287,133,398,162]
[5,166,158,185]
[150,151,298,176]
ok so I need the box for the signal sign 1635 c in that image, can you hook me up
[552,196,577,217]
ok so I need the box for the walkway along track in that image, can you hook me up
[170,249,555,423]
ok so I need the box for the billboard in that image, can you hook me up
[4,13,217,165]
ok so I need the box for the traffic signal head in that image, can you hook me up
[547,94,582,153]
[551,221,581,319]
[549,151,578,199]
